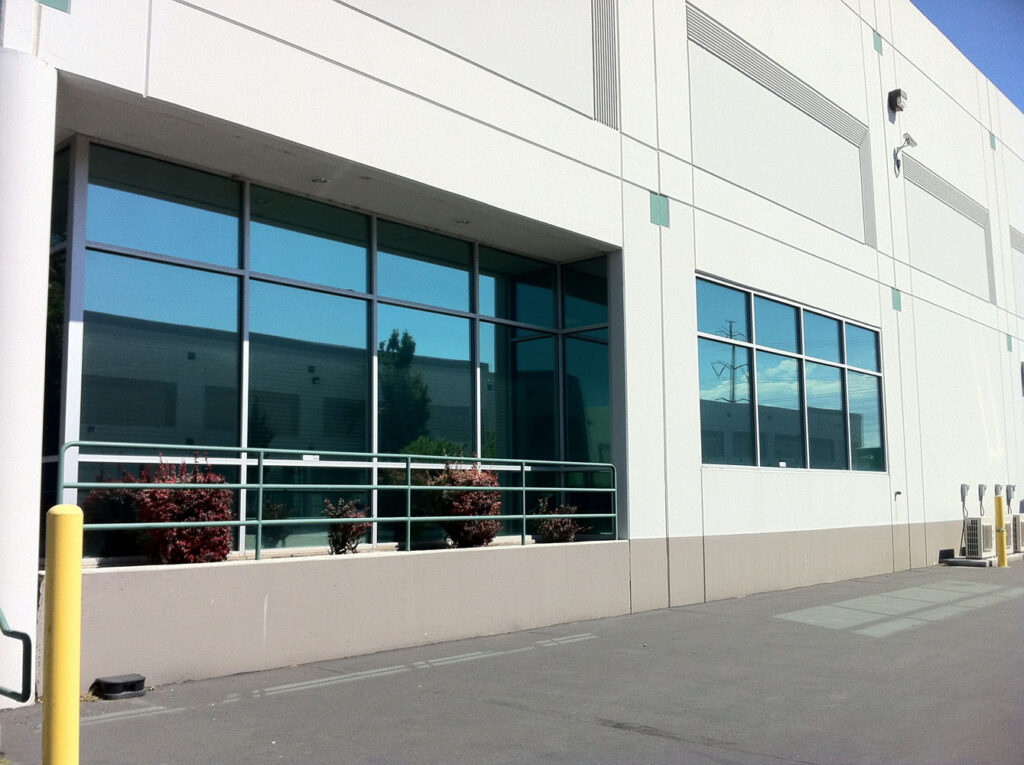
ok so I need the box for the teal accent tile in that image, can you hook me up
[649,192,669,227]
[990,132,997,150]
[891,288,901,311]
[1007,334,1013,352]
[872,31,883,54]
[37,0,70,11]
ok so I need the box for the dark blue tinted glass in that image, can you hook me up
[248,281,368,451]
[697,280,749,341]
[479,247,556,327]
[564,331,610,461]
[755,297,799,353]
[846,325,879,371]
[81,251,239,445]
[250,186,368,291]
[562,257,608,328]
[756,351,804,468]
[848,371,884,470]
[377,221,471,311]
[697,337,754,465]
[804,311,842,362]
[806,362,847,469]
[480,323,557,459]
[377,304,472,454]
[87,145,240,267]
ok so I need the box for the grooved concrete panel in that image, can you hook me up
[51,542,630,693]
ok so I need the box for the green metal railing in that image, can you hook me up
[58,441,617,560]
[0,604,32,702]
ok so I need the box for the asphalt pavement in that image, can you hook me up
[2,561,1022,764]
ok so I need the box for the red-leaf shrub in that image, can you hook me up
[323,498,372,554]
[130,458,234,564]
[531,497,588,543]
[429,462,502,548]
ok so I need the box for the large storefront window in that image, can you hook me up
[696,277,885,471]
[49,144,612,552]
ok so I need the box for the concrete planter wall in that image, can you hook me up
[40,541,631,693]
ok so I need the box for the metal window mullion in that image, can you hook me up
[841,320,854,470]
[555,264,567,462]
[238,181,251,556]
[472,243,481,457]
[61,136,91,503]
[369,216,379,546]
[748,292,761,466]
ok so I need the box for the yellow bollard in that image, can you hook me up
[995,495,1008,568]
[42,504,83,765]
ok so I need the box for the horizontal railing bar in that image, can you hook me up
[61,441,613,470]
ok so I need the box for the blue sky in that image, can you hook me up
[910,0,1024,112]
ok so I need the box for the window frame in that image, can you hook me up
[696,275,885,472]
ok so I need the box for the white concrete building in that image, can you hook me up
[2,0,1023,706]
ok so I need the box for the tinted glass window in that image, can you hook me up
[848,371,884,471]
[81,252,239,445]
[806,362,847,469]
[87,145,240,267]
[697,279,749,341]
[248,281,368,451]
[480,323,557,459]
[846,325,880,371]
[564,331,610,462]
[377,304,472,454]
[697,338,754,465]
[479,247,556,327]
[804,312,842,362]
[377,221,471,311]
[563,257,608,328]
[756,352,804,468]
[755,297,799,353]
[250,186,368,291]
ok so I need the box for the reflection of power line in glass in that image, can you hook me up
[710,320,749,403]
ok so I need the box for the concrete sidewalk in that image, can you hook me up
[2,562,1022,764]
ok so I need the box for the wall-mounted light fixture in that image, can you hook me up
[893,132,917,176]
[888,88,908,112]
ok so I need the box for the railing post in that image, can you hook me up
[255,450,265,560]
[405,457,412,551]
[42,504,83,765]
[520,461,527,546]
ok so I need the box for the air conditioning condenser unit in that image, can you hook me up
[964,517,994,559]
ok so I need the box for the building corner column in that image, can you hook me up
[0,47,57,709]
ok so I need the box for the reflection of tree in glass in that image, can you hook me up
[378,329,431,452]
[248,395,276,448]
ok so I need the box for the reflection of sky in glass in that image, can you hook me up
[804,312,842,362]
[698,338,751,402]
[697,280,749,340]
[755,297,798,353]
[377,252,469,311]
[250,280,366,347]
[88,185,239,267]
[846,325,879,371]
[848,371,882,447]
[84,251,237,331]
[805,362,843,411]
[378,304,468,361]
[251,223,366,291]
[755,352,801,410]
